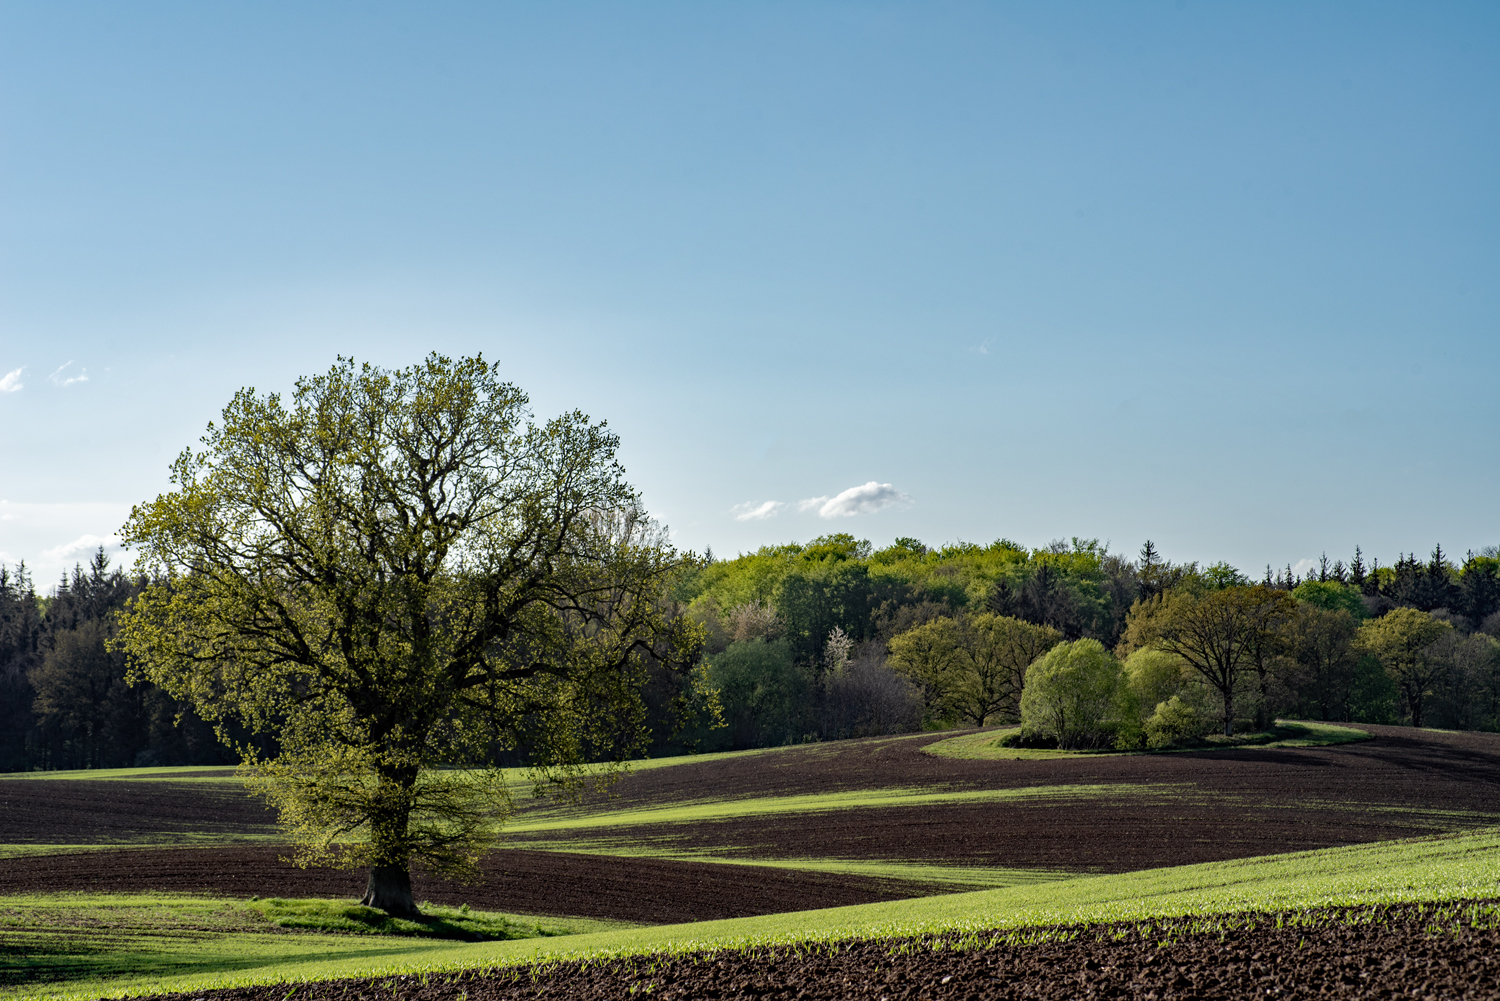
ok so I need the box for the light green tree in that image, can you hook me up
[1121,648,1192,714]
[116,355,698,915]
[1291,580,1367,620]
[1019,639,1133,749]
[1356,607,1451,728]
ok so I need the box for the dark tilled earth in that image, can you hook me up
[514,723,1500,872]
[0,778,277,842]
[3,725,1499,924]
[0,846,938,923]
[138,902,1500,1000]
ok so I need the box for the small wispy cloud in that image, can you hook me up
[799,482,912,519]
[48,361,88,387]
[973,338,994,355]
[41,533,121,563]
[0,368,22,393]
[732,500,786,522]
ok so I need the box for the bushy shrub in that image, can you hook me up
[1143,695,1209,748]
[1019,639,1136,749]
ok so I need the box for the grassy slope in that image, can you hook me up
[8,827,1498,1001]
[925,720,1373,761]
[0,895,635,998]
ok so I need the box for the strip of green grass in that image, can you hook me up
[10,827,1498,1001]
[493,843,1071,890]
[504,782,1182,834]
[0,834,285,859]
[926,720,1373,761]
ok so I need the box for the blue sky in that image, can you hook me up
[1,1,1496,585]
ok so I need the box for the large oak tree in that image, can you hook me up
[117,355,699,915]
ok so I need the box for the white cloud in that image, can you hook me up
[1292,557,1318,577]
[0,368,22,393]
[40,533,122,564]
[801,481,912,519]
[48,361,88,387]
[732,500,786,521]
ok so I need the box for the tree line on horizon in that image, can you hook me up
[1,534,1498,771]
[674,534,1500,749]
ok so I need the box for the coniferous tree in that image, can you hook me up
[1349,547,1367,590]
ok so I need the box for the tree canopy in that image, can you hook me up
[116,355,699,915]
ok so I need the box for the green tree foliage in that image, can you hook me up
[1142,695,1208,748]
[116,355,698,916]
[0,563,43,771]
[701,638,811,748]
[1291,581,1367,620]
[30,619,132,769]
[1121,648,1195,716]
[1132,585,1296,736]
[1425,630,1500,731]
[887,613,1061,726]
[0,551,230,772]
[1356,608,1451,728]
[1284,605,1362,721]
[1019,639,1134,749]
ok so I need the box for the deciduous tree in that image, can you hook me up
[887,613,1060,726]
[1356,608,1451,728]
[117,355,698,916]
[1137,586,1294,736]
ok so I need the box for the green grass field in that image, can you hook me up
[5,827,1497,1001]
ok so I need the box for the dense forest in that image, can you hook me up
[670,535,1500,751]
[0,551,236,772]
[2,536,1498,770]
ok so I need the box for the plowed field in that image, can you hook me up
[504,723,1500,872]
[3,723,1498,925]
[0,846,936,923]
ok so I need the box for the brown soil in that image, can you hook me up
[589,723,1500,814]
[136,901,1500,1000]
[0,780,277,843]
[3,725,1498,924]
[0,846,939,924]
[506,723,1500,871]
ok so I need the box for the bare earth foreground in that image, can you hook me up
[143,902,1500,1000]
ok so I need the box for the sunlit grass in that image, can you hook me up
[925,720,1373,761]
[0,893,637,1000]
[503,782,1185,834]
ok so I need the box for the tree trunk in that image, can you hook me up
[361,863,418,917]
